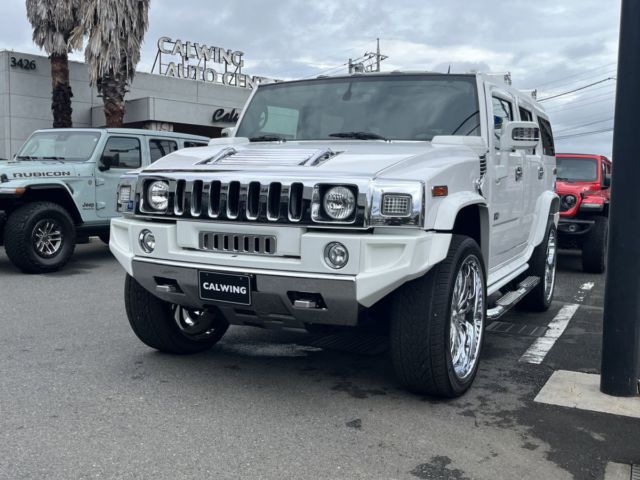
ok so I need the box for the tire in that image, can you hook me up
[390,235,486,398]
[519,221,557,312]
[98,232,110,245]
[4,202,76,273]
[124,274,228,354]
[582,216,608,274]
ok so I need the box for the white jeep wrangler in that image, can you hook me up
[111,72,558,397]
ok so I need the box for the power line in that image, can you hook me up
[542,80,616,104]
[538,77,616,102]
[554,117,614,134]
[555,127,614,140]
[545,92,616,114]
[535,61,617,88]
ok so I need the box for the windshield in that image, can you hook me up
[556,157,598,182]
[236,75,480,141]
[17,131,101,162]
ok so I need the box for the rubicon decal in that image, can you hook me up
[13,171,71,178]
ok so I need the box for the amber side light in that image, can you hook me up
[431,186,448,197]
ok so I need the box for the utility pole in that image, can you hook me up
[349,39,388,74]
[600,0,640,397]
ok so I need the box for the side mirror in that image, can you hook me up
[499,121,540,151]
[221,127,236,138]
[98,155,112,172]
[603,173,611,188]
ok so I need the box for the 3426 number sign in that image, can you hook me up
[10,57,36,71]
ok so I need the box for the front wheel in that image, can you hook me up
[124,275,228,354]
[390,235,486,398]
[582,216,608,274]
[4,202,76,273]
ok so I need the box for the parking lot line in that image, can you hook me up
[519,304,580,364]
[519,281,596,365]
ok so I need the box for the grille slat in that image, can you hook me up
[199,232,276,255]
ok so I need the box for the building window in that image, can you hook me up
[102,137,141,169]
[149,139,178,162]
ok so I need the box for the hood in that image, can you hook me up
[556,180,601,197]
[0,160,78,182]
[145,139,481,180]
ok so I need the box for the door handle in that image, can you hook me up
[515,166,523,181]
[538,166,544,179]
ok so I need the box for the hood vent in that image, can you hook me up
[199,147,339,167]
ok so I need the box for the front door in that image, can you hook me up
[487,89,528,269]
[95,135,142,219]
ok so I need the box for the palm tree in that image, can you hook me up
[26,0,83,128]
[77,0,150,127]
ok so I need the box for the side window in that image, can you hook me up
[184,141,207,148]
[492,96,513,148]
[149,139,178,162]
[537,118,555,156]
[102,137,141,169]
[519,107,533,122]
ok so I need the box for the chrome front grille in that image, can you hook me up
[139,177,311,224]
[200,232,277,255]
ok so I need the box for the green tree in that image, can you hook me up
[26,0,83,128]
[77,0,150,127]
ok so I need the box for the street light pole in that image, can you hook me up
[600,0,640,397]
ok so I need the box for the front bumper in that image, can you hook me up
[110,217,452,326]
[558,217,595,236]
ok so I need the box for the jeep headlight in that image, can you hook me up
[147,180,169,211]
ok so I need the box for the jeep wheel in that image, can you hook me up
[519,221,557,312]
[390,235,486,398]
[124,274,229,354]
[4,202,76,273]
[582,216,608,274]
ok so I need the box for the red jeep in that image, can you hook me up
[556,153,611,273]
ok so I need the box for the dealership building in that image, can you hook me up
[0,38,264,159]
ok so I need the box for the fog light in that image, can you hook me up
[139,229,155,253]
[324,242,348,269]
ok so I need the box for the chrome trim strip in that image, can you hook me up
[134,256,356,281]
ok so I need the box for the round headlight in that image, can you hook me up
[562,194,577,210]
[147,181,169,211]
[324,242,349,269]
[323,186,355,220]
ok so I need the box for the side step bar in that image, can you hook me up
[487,276,540,320]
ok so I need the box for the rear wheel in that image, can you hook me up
[4,202,76,273]
[390,235,486,398]
[124,274,228,354]
[520,221,557,312]
[582,216,608,273]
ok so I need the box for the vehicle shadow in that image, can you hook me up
[0,240,114,277]
[557,249,583,273]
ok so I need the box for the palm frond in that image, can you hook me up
[25,0,83,55]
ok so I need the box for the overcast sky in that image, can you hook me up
[1,0,621,157]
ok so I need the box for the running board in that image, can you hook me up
[487,276,540,320]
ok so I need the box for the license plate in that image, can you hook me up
[198,271,251,305]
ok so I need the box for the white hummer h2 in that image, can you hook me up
[111,73,558,397]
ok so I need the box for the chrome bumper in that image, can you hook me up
[132,257,359,328]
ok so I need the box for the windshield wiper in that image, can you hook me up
[16,155,36,161]
[329,131,388,141]
[42,156,66,162]
[249,135,287,142]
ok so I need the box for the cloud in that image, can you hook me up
[0,0,621,156]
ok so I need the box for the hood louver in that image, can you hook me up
[198,147,339,167]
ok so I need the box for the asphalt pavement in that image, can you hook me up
[0,241,638,480]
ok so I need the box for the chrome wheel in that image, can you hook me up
[449,255,485,381]
[172,306,219,340]
[32,219,63,258]
[544,229,557,302]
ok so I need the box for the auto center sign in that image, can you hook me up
[153,37,268,89]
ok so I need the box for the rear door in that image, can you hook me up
[148,138,179,166]
[486,87,528,268]
[95,135,143,218]
[519,105,544,237]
